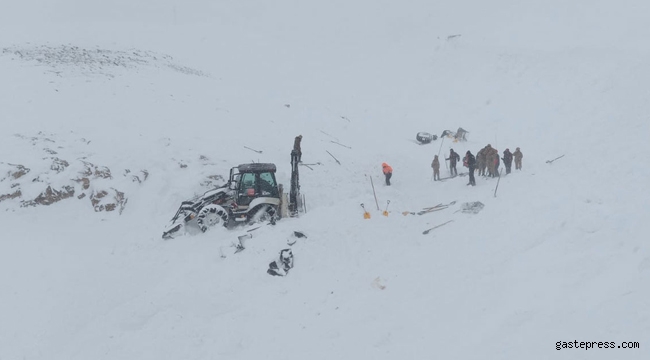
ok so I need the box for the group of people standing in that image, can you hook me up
[429,146,523,186]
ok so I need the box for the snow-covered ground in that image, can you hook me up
[1,1,649,359]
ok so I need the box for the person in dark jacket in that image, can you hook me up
[502,148,513,174]
[446,149,460,176]
[293,135,303,162]
[464,151,476,186]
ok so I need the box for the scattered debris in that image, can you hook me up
[441,127,469,142]
[371,277,387,290]
[233,233,252,253]
[287,231,307,245]
[267,249,294,276]
[244,146,262,154]
[319,130,338,141]
[330,141,351,149]
[326,150,341,165]
[460,201,484,214]
[402,201,456,216]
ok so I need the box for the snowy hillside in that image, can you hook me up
[1,1,649,359]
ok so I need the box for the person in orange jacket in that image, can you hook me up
[382,162,393,186]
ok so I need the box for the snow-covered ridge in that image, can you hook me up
[1,44,209,78]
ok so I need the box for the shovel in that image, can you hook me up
[361,203,371,219]
[383,200,390,216]
[422,220,454,234]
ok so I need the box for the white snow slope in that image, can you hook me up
[1,1,649,359]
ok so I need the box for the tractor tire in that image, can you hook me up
[248,204,279,225]
[197,204,229,232]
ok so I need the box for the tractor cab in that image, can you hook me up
[229,163,280,209]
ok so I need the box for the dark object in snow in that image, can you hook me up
[416,132,437,144]
[460,201,484,214]
[326,150,341,165]
[402,201,456,216]
[233,233,251,253]
[330,140,351,149]
[494,169,502,197]
[416,200,456,215]
[422,220,454,234]
[546,154,565,164]
[287,231,307,245]
[244,146,262,153]
[267,249,294,276]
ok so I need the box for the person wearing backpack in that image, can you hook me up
[502,148,513,174]
[446,149,460,176]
